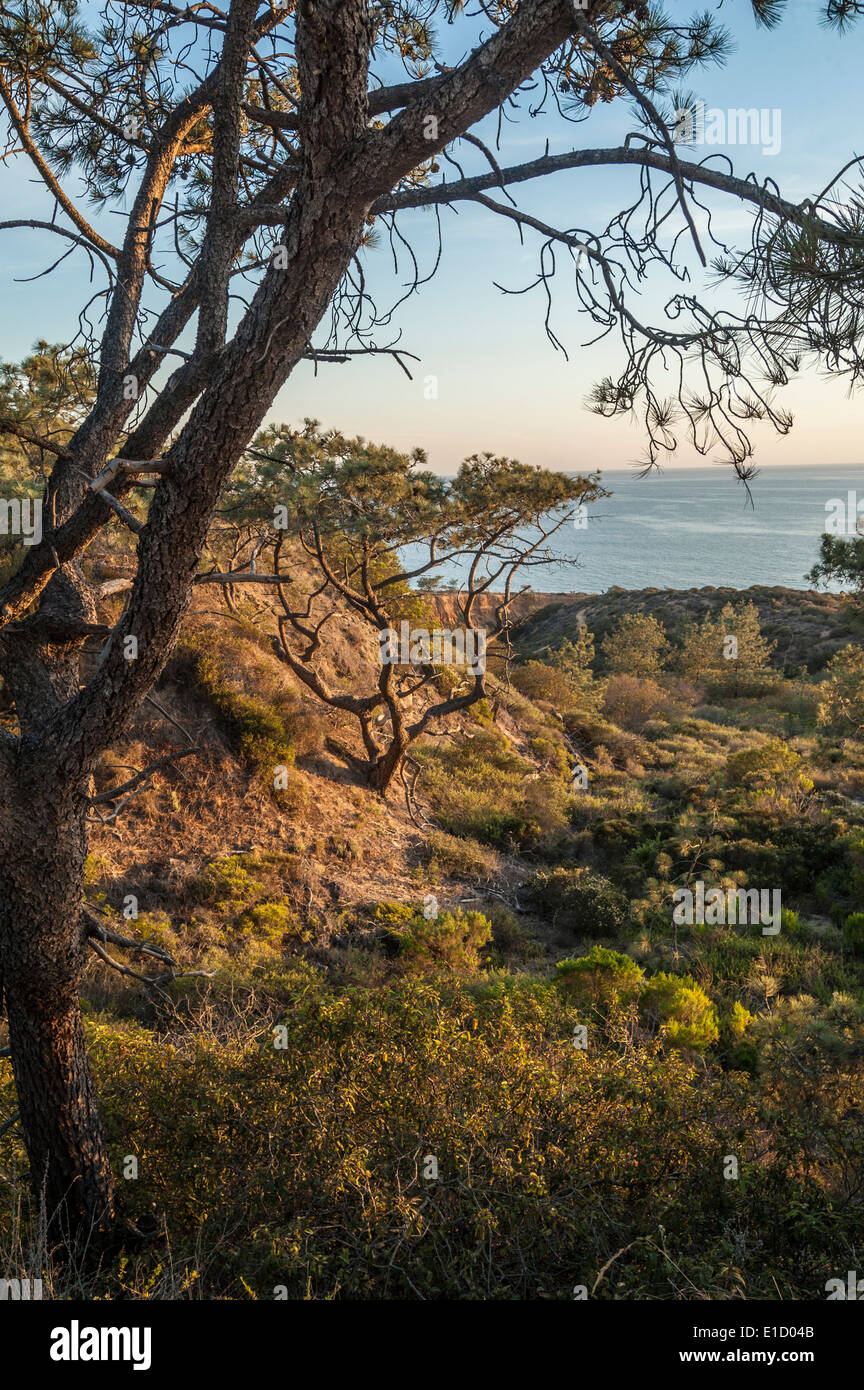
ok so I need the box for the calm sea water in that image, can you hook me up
[410,464,864,595]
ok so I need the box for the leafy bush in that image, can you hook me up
[8,962,848,1299]
[417,729,570,847]
[524,867,630,938]
[512,660,581,706]
[555,945,644,1011]
[603,675,680,732]
[240,901,305,942]
[12,978,823,1300]
[387,909,493,975]
[178,630,305,804]
[193,856,266,913]
[426,829,499,881]
[513,630,599,713]
[677,602,776,696]
[485,906,544,965]
[529,734,571,778]
[725,738,813,813]
[723,821,844,898]
[728,1000,755,1040]
[780,907,803,937]
[548,631,600,708]
[368,901,417,930]
[564,710,647,765]
[639,973,719,1052]
[843,912,864,955]
[818,644,864,735]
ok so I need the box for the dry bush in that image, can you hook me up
[511,661,581,707]
[425,829,500,881]
[603,675,683,732]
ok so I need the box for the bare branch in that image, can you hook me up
[371,146,858,249]
[89,746,199,805]
[0,69,120,258]
[568,4,706,266]
[0,419,72,458]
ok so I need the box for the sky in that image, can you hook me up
[1,0,862,476]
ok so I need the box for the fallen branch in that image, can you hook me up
[6,615,111,642]
[89,746,199,805]
[98,576,134,598]
[194,571,286,585]
[83,910,216,989]
[144,693,197,745]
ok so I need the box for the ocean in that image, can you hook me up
[409,463,864,595]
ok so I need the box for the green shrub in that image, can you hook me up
[728,1000,755,1041]
[725,738,813,814]
[529,734,571,778]
[469,698,494,726]
[727,1039,759,1074]
[179,630,303,803]
[555,945,644,1011]
[3,963,859,1299]
[602,675,680,732]
[512,661,580,706]
[780,907,803,937]
[240,901,305,941]
[368,901,417,929]
[676,602,776,696]
[485,905,544,965]
[130,910,181,957]
[563,711,646,765]
[432,664,462,697]
[524,867,630,938]
[193,856,266,913]
[425,829,498,880]
[818,644,864,734]
[11,978,815,1300]
[600,613,669,677]
[843,912,864,955]
[640,972,719,1052]
[416,730,570,847]
[389,909,493,975]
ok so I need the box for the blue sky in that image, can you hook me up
[1,0,862,475]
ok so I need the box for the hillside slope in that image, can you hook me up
[511,584,861,671]
[4,578,864,1300]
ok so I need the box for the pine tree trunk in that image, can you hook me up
[368,736,408,793]
[0,764,113,1244]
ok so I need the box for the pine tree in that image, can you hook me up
[600,613,669,677]
[678,602,775,695]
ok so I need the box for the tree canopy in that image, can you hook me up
[222,420,600,789]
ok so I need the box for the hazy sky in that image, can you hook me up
[1,0,862,476]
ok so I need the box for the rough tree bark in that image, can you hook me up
[0,0,579,1248]
[0,770,112,1235]
[0,568,114,1235]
